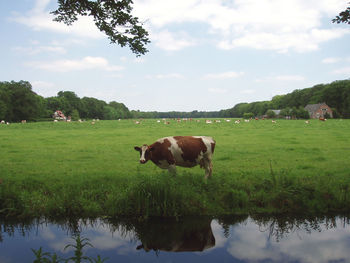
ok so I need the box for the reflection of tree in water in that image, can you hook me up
[216,215,249,238]
[1,214,350,260]
[250,214,350,242]
[0,217,40,243]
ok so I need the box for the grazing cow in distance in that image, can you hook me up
[134,136,216,179]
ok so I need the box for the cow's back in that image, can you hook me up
[160,136,214,166]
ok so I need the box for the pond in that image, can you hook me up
[1,215,350,262]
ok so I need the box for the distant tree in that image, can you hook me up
[331,108,340,118]
[231,103,249,117]
[266,110,276,118]
[46,96,63,113]
[71,109,80,120]
[271,95,284,109]
[51,0,150,56]
[290,107,298,119]
[81,97,106,119]
[0,81,41,121]
[0,100,6,120]
[36,95,52,118]
[0,87,10,120]
[57,91,82,116]
[296,107,310,119]
[109,101,131,118]
[243,112,254,119]
[279,108,291,118]
[103,105,118,119]
[333,3,350,24]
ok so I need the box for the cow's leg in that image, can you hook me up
[168,164,177,176]
[204,159,213,179]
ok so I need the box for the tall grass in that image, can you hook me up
[0,119,350,218]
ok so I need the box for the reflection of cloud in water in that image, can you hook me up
[85,223,136,255]
[208,220,227,250]
[40,227,56,241]
[228,218,350,263]
[40,220,136,255]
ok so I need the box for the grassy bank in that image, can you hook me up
[0,119,350,218]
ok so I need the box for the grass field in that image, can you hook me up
[0,118,350,219]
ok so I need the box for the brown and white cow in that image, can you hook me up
[134,136,216,178]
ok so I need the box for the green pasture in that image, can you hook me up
[0,119,350,219]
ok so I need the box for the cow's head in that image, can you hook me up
[134,144,154,164]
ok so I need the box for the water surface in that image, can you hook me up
[1,215,350,262]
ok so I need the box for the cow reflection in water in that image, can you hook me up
[136,218,215,252]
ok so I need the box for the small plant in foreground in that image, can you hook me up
[31,234,109,263]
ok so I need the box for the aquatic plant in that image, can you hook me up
[31,234,108,263]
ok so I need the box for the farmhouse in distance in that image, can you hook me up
[304,103,333,119]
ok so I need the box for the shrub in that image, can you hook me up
[243,112,254,119]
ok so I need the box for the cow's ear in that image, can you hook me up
[134,146,141,152]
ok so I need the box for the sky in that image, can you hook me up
[0,0,350,112]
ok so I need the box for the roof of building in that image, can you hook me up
[271,110,281,115]
[304,103,327,112]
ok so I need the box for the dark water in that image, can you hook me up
[1,215,350,263]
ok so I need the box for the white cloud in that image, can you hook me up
[218,28,349,53]
[10,0,350,53]
[25,56,124,72]
[11,0,103,39]
[133,57,145,63]
[203,71,244,80]
[151,30,197,51]
[13,45,66,55]
[146,73,184,79]
[134,0,349,53]
[31,80,57,97]
[332,67,350,75]
[32,80,55,88]
[322,57,341,64]
[228,217,350,263]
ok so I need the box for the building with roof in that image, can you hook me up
[53,110,67,121]
[304,103,333,119]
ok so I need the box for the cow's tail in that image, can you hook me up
[210,137,216,154]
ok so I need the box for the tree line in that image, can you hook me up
[0,81,131,122]
[133,79,350,119]
[219,79,350,119]
[1,79,349,122]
